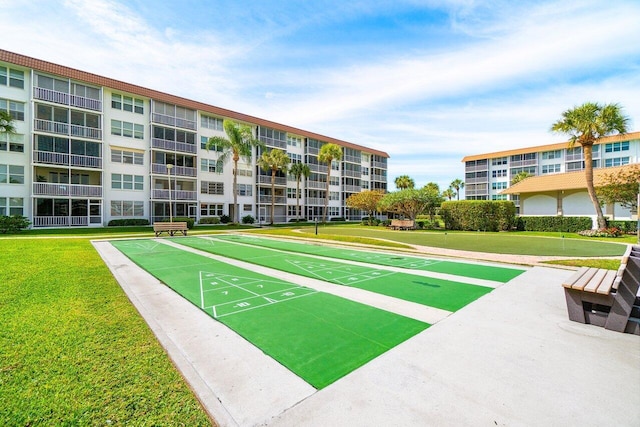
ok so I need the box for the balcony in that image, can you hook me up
[33,182,103,197]
[466,177,488,184]
[343,169,361,178]
[307,197,324,205]
[152,189,197,201]
[34,150,102,169]
[306,146,319,155]
[307,181,325,189]
[343,154,361,164]
[510,159,537,168]
[258,175,287,186]
[465,164,488,172]
[152,113,196,130]
[372,161,387,168]
[344,185,360,192]
[308,163,328,173]
[151,138,197,154]
[152,163,197,177]
[35,119,102,140]
[32,215,101,227]
[371,174,386,181]
[259,195,287,204]
[34,87,102,111]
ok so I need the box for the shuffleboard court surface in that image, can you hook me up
[215,234,525,282]
[110,239,429,389]
[176,236,493,312]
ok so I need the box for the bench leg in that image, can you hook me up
[564,288,586,323]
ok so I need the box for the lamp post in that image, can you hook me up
[167,164,173,223]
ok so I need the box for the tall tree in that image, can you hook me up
[257,148,290,225]
[0,110,16,134]
[345,190,385,225]
[442,188,456,201]
[206,120,263,224]
[394,175,415,190]
[378,188,442,221]
[551,102,629,228]
[318,143,343,222]
[596,165,639,213]
[289,162,311,221]
[511,171,532,185]
[450,178,464,200]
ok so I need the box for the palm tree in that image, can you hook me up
[551,102,629,229]
[206,120,262,224]
[442,188,456,201]
[289,162,311,221]
[450,178,464,200]
[318,143,343,222]
[510,171,532,186]
[257,148,290,225]
[394,175,415,190]
[0,111,16,134]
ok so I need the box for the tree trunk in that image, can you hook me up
[232,154,239,224]
[296,178,301,221]
[323,166,331,223]
[582,144,607,229]
[270,169,275,225]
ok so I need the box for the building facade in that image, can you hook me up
[462,132,640,208]
[0,50,388,227]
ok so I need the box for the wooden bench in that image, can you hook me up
[390,219,415,230]
[153,221,188,237]
[563,245,640,335]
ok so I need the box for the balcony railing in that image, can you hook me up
[34,87,102,111]
[152,189,197,200]
[33,182,103,197]
[258,195,287,204]
[371,174,386,181]
[34,119,101,140]
[152,163,197,177]
[307,181,325,189]
[343,154,361,163]
[343,169,361,178]
[510,159,537,168]
[70,124,102,140]
[34,150,102,169]
[306,146,319,155]
[465,164,489,172]
[344,185,360,192]
[306,197,324,205]
[151,138,197,154]
[32,215,101,227]
[152,113,196,130]
[258,175,287,186]
[308,163,328,173]
[372,161,387,168]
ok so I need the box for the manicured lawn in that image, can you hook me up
[256,225,630,257]
[0,238,212,425]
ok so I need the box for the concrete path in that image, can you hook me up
[93,239,640,427]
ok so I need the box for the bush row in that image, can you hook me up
[607,220,637,233]
[440,201,517,231]
[516,216,592,233]
[0,215,30,233]
[107,219,150,226]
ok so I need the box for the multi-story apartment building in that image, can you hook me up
[0,49,388,227]
[462,131,640,208]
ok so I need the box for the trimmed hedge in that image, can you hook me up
[107,219,150,226]
[199,217,220,225]
[440,201,516,231]
[516,216,592,233]
[160,217,195,229]
[607,220,637,234]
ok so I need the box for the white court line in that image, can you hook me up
[213,290,319,319]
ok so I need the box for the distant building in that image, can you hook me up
[462,132,639,224]
[0,49,388,227]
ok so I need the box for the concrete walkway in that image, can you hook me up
[93,239,640,427]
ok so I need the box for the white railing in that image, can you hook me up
[259,196,287,204]
[510,159,537,167]
[34,150,68,166]
[34,87,101,111]
[344,185,360,192]
[69,94,102,111]
[258,175,287,186]
[466,177,488,184]
[152,163,197,177]
[465,164,488,172]
[70,124,102,140]
[70,154,102,169]
[152,113,175,126]
[372,174,386,181]
[309,163,328,173]
[151,138,197,154]
[343,169,361,178]
[372,161,387,168]
[152,189,197,200]
[307,197,324,205]
[35,119,69,135]
[307,181,325,189]
[343,155,361,163]
[175,117,197,130]
[33,183,102,197]
[306,146,319,155]
[33,216,70,227]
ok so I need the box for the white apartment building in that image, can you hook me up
[0,49,388,227]
[462,132,640,208]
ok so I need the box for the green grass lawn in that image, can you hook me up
[0,238,212,425]
[253,225,631,257]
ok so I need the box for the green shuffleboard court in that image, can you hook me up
[176,236,494,312]
[111,239,429,389]
[214,234,525,282]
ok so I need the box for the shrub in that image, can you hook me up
[329,217,345,222]
[288,218,308,222]
[162,217,195,229]
[107,219,150,226]
[440,201,516,231]
[516,216,592,233]
[0,215,31,233]
[607,220,637,234]
[220,214,231,224]
[578,227,623,238]
[361,217,381,226]
[242,215,255,224]
[199,217,220,225]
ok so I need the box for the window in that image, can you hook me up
[111,174,144,190]
[201,115,223,130]
[112,93,144,114]
[491,169,507,178]
[110,200,144,217]
[331,160,340,171]
[491,157,508,166]
[0,67,25,88]
[237,184,252,196]
[492,182,508,190]
[243,204,252,212]
[288,205,302,216]
[361,180,369,189]
[0,133,24,153]
[510,166,536,177]
[330,176,340,186]
[0,164,24,184]
[287,135,302,148]
[0,99,25,121]
[329,191,340,200]
[201,159,223,173]
[200,203,224,217]
[236,167,252,177]
[604,157,630,167]
[287,188,300,199]
[200,181,224,195]
[541,164,561,174]
[566,161,583,171]
[542,150,562,160]
[111,149,143,165]
[111,120,144,139]
[0,197,24,216]
[201,136,224,150]
[287,153,302,163]
[605,141,629,152]
[361,167,369,176]
[491,195,507,200]
[328,207,340,216]
[361,153,370,163]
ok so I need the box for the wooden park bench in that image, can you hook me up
[153,221,188,237]
[563,245,640,335]
[390,219,415,230]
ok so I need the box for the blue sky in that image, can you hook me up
[2,0,639,192]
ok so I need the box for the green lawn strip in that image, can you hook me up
[111,240,429,389]
[543,259,621,270]
[176,237,493,312]
[0,239,211,426]
[280,226,628,256]
[216,234,524,282]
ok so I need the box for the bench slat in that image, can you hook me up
[583,269,609,293]
[562,267,589,289]
[571,268,599,291]
[595,270,617,294]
